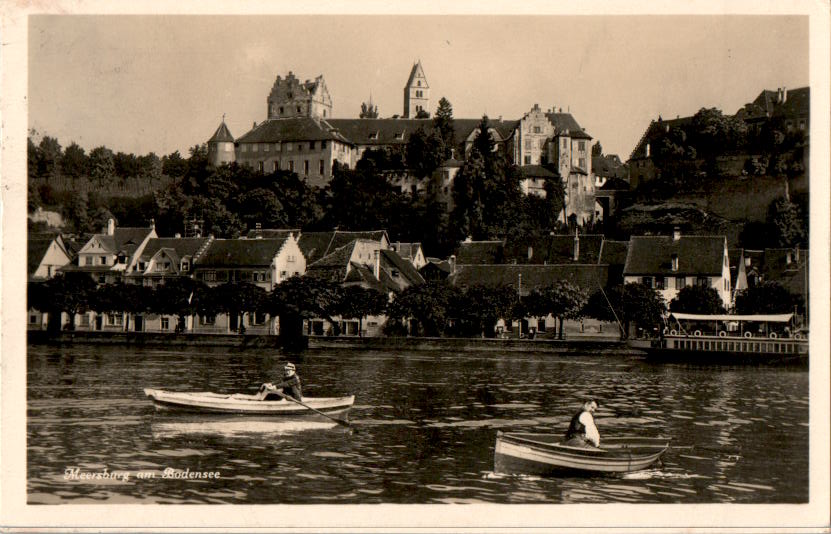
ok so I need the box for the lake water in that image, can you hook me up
[26,344,809,504]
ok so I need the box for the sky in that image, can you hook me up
[28,15,808,160]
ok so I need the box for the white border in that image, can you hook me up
[2,1,829,532]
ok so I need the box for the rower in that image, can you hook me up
[259,362,303,401]
[563,399,601,448]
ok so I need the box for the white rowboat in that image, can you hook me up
[144,388,355,416]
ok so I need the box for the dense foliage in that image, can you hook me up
[669,285,726,315]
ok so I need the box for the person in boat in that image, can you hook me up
[563,399,601,448]
[259,362,303,401]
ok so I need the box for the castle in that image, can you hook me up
[207,62,597,224]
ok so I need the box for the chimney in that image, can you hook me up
[786,251,792,265]
[175,232,181,238]
[672,227,681,242]
[107,218,115,236]
[464,235,472,243]
[671,253,679,272]
[449,254,456,274]
[573,229,580,261]
[795,247,800,263]
[527,246,533,261]
[374,249,380,278]
[149,218,155,230]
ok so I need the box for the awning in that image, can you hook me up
[669,313,794,323]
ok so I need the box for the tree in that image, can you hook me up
[415,108,430,119]
[359,101,378,119]
[150,278,204,332]
[529,281,589,339]
[236,188,288,230]
[456,285,518,338]
[591,141,603,157]
[37,136,63,178]
[212,282,267,333]
[162,150,188,178]
[29,273,98,331]
[89,146,116,185]
[386,281,457,337]
[405,126,445,178]
[735,282,801,315]
[267,276,342,340]
[432,97,456,158]
[61,142,88,178]
[334,286,388,336]
[669,285,726,314]
[767,196,805,247]
[584,283,666,339]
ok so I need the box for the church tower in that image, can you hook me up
[207,117,235,166]
[403,61,430,118]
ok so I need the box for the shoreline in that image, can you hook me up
[26,330,642,355]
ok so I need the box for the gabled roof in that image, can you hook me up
[246,228,301,239]
[545,112,592,139]
[208,121,234,143]
[455,240,505,265]
[297,230,388,264]
[196,238,288,267]
[380,249,425,287]
[138,237,211,262]
[405,61,428,88]
[345,262,386,292]
[623,235,726,276]
[454,118,520,143]
[448,264,608,293]
[504,234,604,265]
[236,117,352,144]
[28,238,54,276]
[520,165,558,179]
[628,116,693,160]
[86,227,154,255]
[327,118,428,147]
[598,240,629,267]
[391,242,421,261]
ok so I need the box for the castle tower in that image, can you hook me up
[267,72,332,120]
[403,60,430,118]
[207,117,235,166]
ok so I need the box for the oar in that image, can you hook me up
[264,387,351,428]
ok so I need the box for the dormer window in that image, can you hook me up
[394,132,404,140]
[369,132,379,140]
[182,261,189,272]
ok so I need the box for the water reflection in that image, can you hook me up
[26,345,809,504]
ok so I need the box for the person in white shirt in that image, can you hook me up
[563,399,601,448]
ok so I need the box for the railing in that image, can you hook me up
[663,334,808,355]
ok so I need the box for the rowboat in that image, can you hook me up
[144,388,355,416]
[494,432,669,476]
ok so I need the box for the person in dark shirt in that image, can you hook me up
[563,399,600,448]
[259,362,303,401]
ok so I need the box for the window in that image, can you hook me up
[417,81,421,87]
[319,160,325,174]
[280,270,288,277]
[578,141,586,151]
[524,155,531,164]
[182,261,189,272]
[297,144,302,152]
[655,277,665,290]
[29,314,38,324]
[252,144,258,152]
[321,140,327,149]
[108,313,123,326]
[642,276,653,288]
[161,317,169,330]
[279,106,284,115]
[391,269,399,278]
[696,277,708,287]
[263,144,269,152]
[533,126,541,133]
[287,255,295,263]
[204,271,216,282]
[250,311,266,325]
[579,158,586,169]
[310,141,315,150]
[118,256,126,264]
[273,161,279,172]
[200,315,215,325]
[289,161,294,172]
[296,106,302,113]
[100,256,107,265]
[525,139,531,149]
[258,161,264,172]
[287,143,293,152]
[304,160,309,175]
[79,314,90,326]
[563,139,568,148]
[85,257,93,266]
[675,276,685,289]
[242,145,248,152]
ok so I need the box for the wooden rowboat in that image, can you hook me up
[144,388,355,416]
[494,432,669,476]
